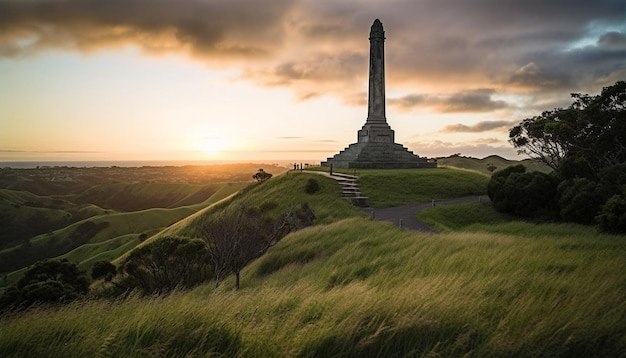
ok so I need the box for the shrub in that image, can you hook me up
[557,178,604,224]
[91,260,117,281]
[304,178,321,194]
[120,237,211,295]
[0,259,90,311]
[596,195,626,234]
[488,165,559,218]
[252,169,272,183]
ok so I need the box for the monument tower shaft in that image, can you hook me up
[359,19,394,144]
[367,19,386,122]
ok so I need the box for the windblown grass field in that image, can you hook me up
[0,169,624,357]
[354,168,489,207]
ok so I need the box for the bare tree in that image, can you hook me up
[200,204,314,289]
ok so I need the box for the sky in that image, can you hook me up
[0,0,624,163]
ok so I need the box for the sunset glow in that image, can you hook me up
[0,0,624,164]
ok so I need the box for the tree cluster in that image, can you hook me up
[491,81,626,233]
[509,81,625,172]
[0,259,90,311]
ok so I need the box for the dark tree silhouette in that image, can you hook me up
[120,237,211,295]
[510,81,625,172]
[252,169,272,183]
[200,204,314,289]
[91,260,117,281]
[0,259,89,311]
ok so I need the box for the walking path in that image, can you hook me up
[361,196,490,233]
[304,169,489,233]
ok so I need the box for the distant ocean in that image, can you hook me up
[0,160,319,169]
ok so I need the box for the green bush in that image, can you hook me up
[0,259,89,311]
[557,178,604,224]
[91,260,117,281]
[304,178,321,194]
[488,165,558,218]
[596,195,626,234]
[120,237,211,295]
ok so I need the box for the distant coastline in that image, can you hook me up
[0,160,318,169]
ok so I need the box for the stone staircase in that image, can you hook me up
[331,173,370,207]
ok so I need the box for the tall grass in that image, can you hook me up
[1,170,624,356]
[1,217,624,357]
[356,168,489,207]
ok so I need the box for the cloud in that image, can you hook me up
[0,0,622,111]
[389,89,510,113]
[441,120,517,133]
[507,62,570,90]
[598,31,626,49]
[0,0,292,59]
[442,89,509,112]
[387,94,429,109]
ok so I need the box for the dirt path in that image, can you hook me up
[302,170,489,233]
[361,196,490,233]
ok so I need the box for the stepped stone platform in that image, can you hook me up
[323,142,435,169]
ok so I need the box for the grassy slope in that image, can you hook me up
[76,182,224,212]
[357,168,489,207]
[0,170,625,357]
[0,183,248,278]
[0,189,109,248]
[436,155,552,175]
[145,172,366,244]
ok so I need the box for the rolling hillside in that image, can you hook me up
[0,182,249,277]
[0,168,624,356]
[75,182,226,212]
[0,189,109,249]
[0,163,285,278]
[436,155,551,175]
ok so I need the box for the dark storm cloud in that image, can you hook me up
[389,89,510,113]
[0,0,622,109]
[378,0,625,94]
[270,51,366,84]
[0,0,292,59]
[599,31,626,49]
[443,89,509,112]
[441,120,518,133]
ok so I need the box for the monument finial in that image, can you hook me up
[370,19,385,39]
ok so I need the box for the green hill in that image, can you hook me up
[0,182,248,276]
[75,182,225,212]
[0,168,624,356]
[436,154,551,175]
[0,189,109,249]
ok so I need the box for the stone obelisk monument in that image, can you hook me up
[322,19,435,169]
[360,19,394,144]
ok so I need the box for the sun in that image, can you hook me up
[200,137,225,156]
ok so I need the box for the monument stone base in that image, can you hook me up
[322,142,436,169]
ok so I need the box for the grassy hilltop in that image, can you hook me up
[0,168,625,357]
